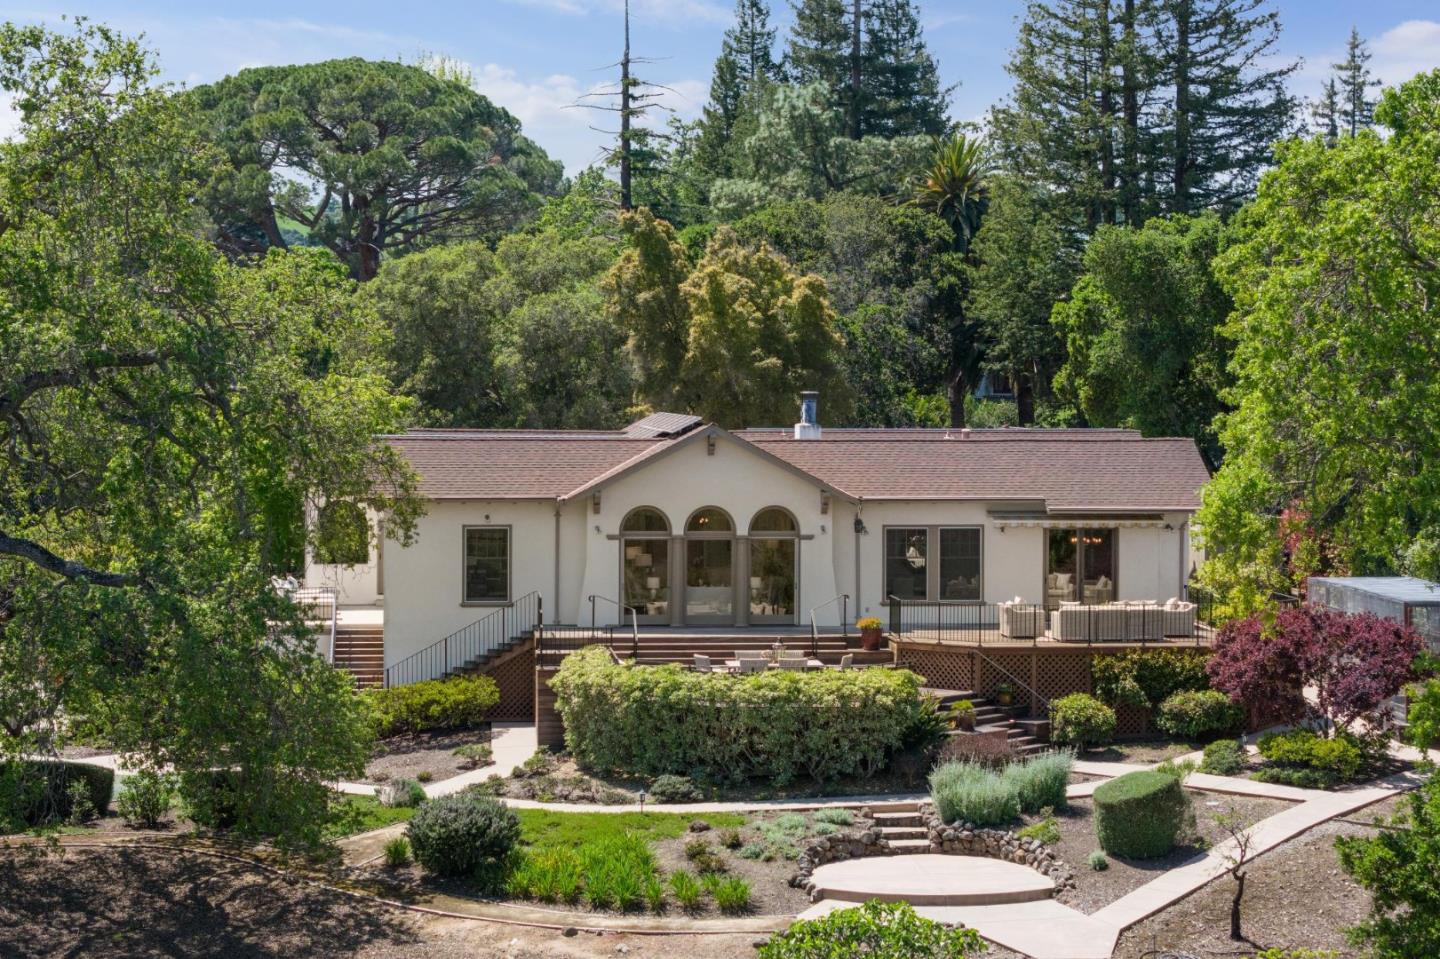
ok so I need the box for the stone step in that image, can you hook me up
[884,838,933,852]
[876,827,927,840]
[872,812,924,828]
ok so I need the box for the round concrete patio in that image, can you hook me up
[809,853,1055,906]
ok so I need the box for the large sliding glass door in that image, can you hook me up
[621,508,671,624]
[1046,528,1117,607]
[749,507,798,624]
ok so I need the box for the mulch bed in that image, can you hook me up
[1113,816,1384,957]
[1037,791,1296,914]
[361,729,493,786]
[1083,739,1202,764]
[651,829,814,917]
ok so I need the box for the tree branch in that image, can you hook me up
[0,350,164,419]
[0,530,135,587]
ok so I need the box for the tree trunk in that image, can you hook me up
[849,0,863,140]
[947,366,968,429]
[1120,0,1140,225]
[1097,0,1116,226]
[356,209,380,282]
[1173,0,1191,214]
[1017,370,1035,426]
[1229,872,1245,941]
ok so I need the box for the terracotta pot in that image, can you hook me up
[859,626,883,651]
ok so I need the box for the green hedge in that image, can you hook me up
[363,674,501,737]
[1093,770,1187,858]
[1050,693,1117,750]
[0,760,115,829]
[550,646,924,784]
[1154,690,1243,741]
[1091,649,1211,710]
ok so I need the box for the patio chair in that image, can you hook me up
[774,658,808,670]
[833,653,854,670]
[735,650,766,661]
[778,648,805,660]
[692,653,714,673]
[738,657,768,674]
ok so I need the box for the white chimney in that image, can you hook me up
[794,391,821,440]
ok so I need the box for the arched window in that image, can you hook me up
[749,507,798,534]
[686,507,734,533]
[621,507,670,534]
[314,501,369,566]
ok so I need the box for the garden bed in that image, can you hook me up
[361,728,493,787]
[1036,791,1295,914]
[1084,739,1202,764]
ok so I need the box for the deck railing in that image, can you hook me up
[384,591,541,688]
[887,595,1209,646]
[588,595,640,659]
[809,593,850,658]
[285,586,338,662]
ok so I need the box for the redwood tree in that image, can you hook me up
[1207,606,1422,732]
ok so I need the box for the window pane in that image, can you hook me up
[885,528,928,600]
[1081,529,1116,603]
[687,507,733,532]
[622,508,669,533]
[750,538,795,618]
[750,508,797,533]
[939,528,981,601]
[465,528,509,603]
[624,538,669,618]
[1047,529,1078,607]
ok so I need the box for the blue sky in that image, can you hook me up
[6,1,1439,174]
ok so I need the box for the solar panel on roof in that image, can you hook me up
[623,412,703,438]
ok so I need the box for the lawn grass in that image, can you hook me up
[515,809,744,850]
[324,794,415,840]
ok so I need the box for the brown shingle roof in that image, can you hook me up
[383,423,1210,511]
[739,430,1209,511]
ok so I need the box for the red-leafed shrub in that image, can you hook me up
[1207,606,1422,732]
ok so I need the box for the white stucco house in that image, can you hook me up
[306,394,1212,685]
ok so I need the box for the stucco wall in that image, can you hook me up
[381,499,562,668]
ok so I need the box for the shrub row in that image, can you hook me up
[1254,729,1364,789]
[363,674,501,737]
[1091,649,1212,710]
[550,647,924,784]
[1093,769,1188,859]
[0,760,115,829]
[929,750,1074,826]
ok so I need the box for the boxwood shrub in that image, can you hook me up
[1154,690,1243,741]
[550,646,924,784]
[0,760,115,829]
[1093,770,1187,858]
[1255,729,1364,788]
[363,674,501,737]
[1200,739,1247,776]
[1049,693,1117,750]
[407,791,519,878]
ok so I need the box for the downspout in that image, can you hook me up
[854,499,864,617]
[1178,519,1188,597]
[553,500,562,623]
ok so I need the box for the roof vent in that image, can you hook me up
[794,391,821,440]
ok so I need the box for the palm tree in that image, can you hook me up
[911,134,992,253]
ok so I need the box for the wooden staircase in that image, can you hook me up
[925,688,1051,757]
[332,623,385,688]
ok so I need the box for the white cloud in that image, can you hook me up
[1372,19,1440,86]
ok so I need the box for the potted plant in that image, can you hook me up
[950,699,976,731]
[994,682,1016,707]
[856,616,884,651]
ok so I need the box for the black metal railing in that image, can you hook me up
[887,595,1208,646]
[535,624,614,666]
[286,586,338,662]
[588,595,639,659]
[809,593,849,658]
[384,591,542,688]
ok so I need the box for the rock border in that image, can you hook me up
[790,804,1075,901]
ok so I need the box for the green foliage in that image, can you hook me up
[0,22,411,850]
[506,847,583,904]
[382,779,428,809]
[1051,213,1231,463]
[1017,812,1061,845]
[0,761,113,830]
[1000,750,1074,813]
[366,231,630,429]
[648,774,702,804]
[406,792,520,878]
[1201,71,1440,609]
[1094,770,1188,859]
[685,838,729,875]
[910,134,991,252]
[513,808,743,850]
[1337,769,1440,957]
[322,793,416,840]
[643,874,667,913]
[550,646,924,784]
[1255,730,1364,788]
[669,869,704,912]
[928,761,1020,827]
[605,209,849,428]
[1049,694,1117,750]
[1155,690,1243,741]
[577,835,656,911]
[1200,739,1247,777]
[812,808,854,826]
[1087,850,1109,871]
[759,900,986,959]
[453,743,494,768]
[115,771,174,828]
[711,875,753,914]
[188,57,561,279]
[364,675,500,738]
[383,836,411,868]
[719,827,744,849]
[1090,650,1213,711]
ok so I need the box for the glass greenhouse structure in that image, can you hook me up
[1307,576,1440,652]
